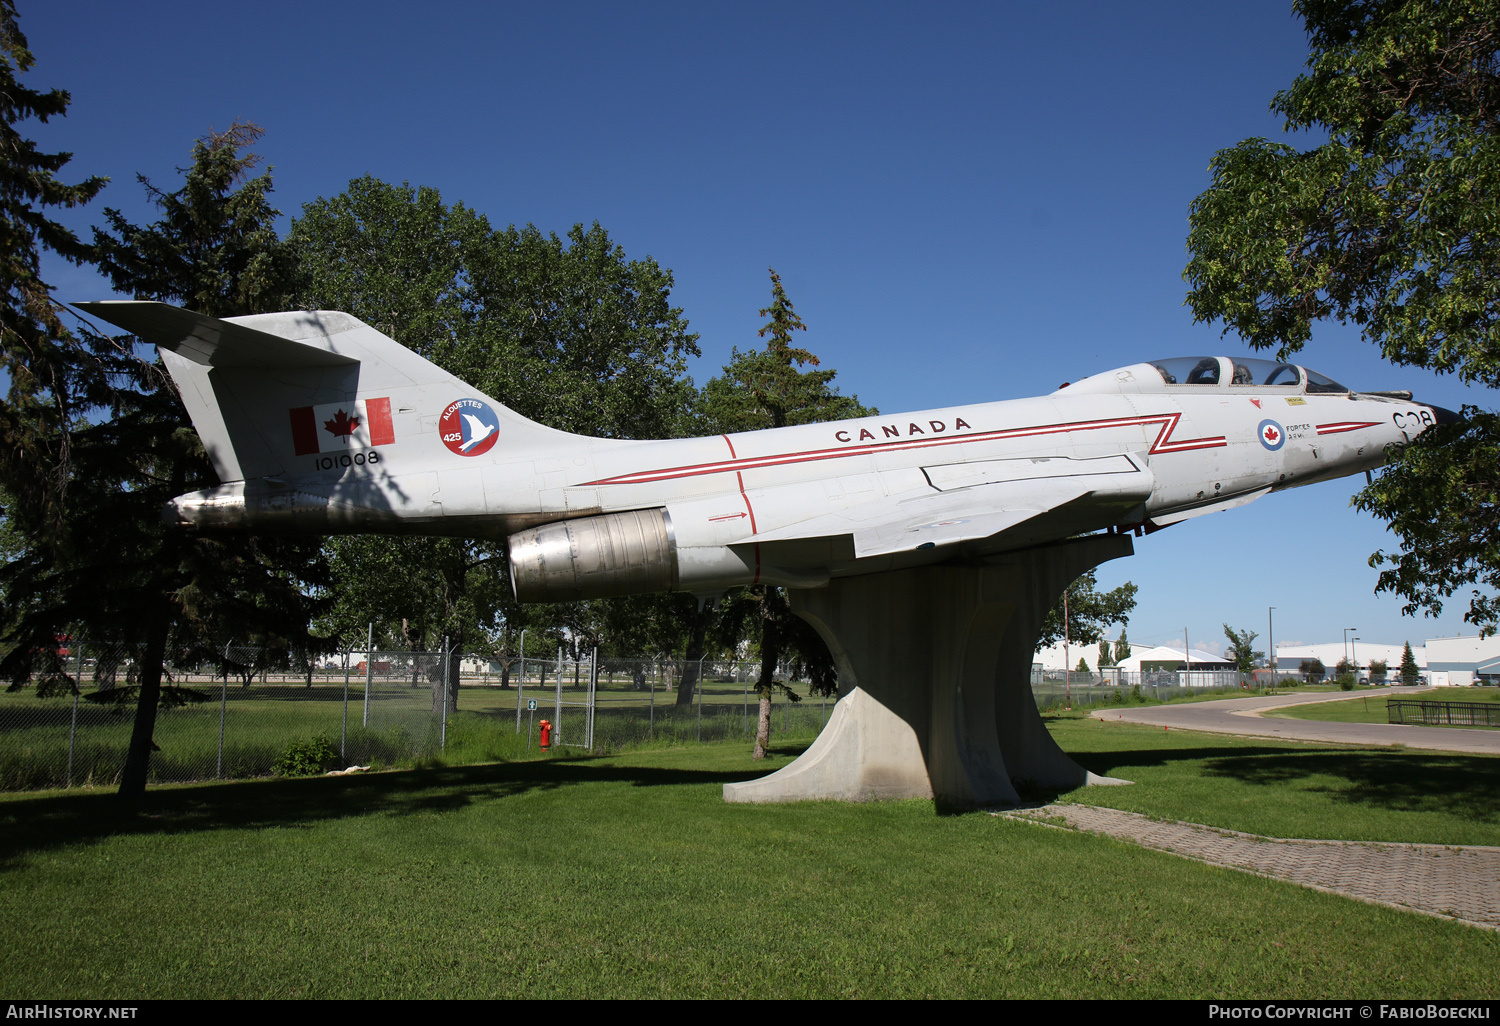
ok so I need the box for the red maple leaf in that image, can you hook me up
[324,408,360,438]
[1265,427,1280,443]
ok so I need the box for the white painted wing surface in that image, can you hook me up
[744,454,1154,559]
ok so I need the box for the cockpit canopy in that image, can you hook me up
[1056,356,1350,396]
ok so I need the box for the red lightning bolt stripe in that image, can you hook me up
[721,434,759,533]
[580,413,1225,487]
[1315,422,1382,436]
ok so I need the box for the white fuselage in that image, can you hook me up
[179,357,1433,598]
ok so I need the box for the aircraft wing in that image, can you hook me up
[743,454,1153,559]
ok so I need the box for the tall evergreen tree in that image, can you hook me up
[0,0,105,533]
[0,1,110,670]
[94,122,299,319]
[1113,630,1132,665]
[3,123,328,800]
[701,269,875,758]
[1401,641,1421,686]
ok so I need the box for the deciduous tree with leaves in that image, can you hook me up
[290,179,704,707]
[1183,0,1500,634]
[1222,624,1262,675]
[1037,571,1138,650]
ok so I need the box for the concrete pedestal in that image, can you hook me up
[722,534,1134,807]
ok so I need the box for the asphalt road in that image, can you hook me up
[1090,686,1500,755]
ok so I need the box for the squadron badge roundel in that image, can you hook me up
[1257,419,1286,451]
[439,399,500,457]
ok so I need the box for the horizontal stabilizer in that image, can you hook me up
[75,301,358,369]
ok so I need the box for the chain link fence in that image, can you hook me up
[1029,668,1259,711]
[503,655,841,751]
[0,641,458,790]
[3,645,1269,792]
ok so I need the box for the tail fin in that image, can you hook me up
[75,301,576,483]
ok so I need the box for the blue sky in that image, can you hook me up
[24,1,1495,655]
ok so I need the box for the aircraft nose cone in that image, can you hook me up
[1426,403,1463,426]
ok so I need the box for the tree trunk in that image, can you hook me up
[752,598,780,760]
[754,688,773,760]
[675,606,709,707]
[118,611,169,802]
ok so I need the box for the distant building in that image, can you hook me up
[1034,641,1228,673]
[1274,642,1424,680]
[1424,635,1500,687]
[1111,645,1231,673]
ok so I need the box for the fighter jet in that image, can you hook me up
[76,302,1452,604]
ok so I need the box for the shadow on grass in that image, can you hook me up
[1067,744,1500,824]
[0,749,799,871]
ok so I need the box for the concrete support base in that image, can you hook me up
[722,534,1134,807]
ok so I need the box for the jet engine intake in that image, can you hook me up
[508,508,678,602]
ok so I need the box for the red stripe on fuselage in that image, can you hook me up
[582,412,1225,487]
[736,471,758,534]
[1315,421,1381,435]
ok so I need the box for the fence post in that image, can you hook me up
[589,646,597,750]
[362,623,373,727]
[696,659,702,742]
[64,642,85,787]
[648,660,654,739]
[216,646,229,780]
[340,648,351,761]
[554,646,563,746]
[440,636,449,750]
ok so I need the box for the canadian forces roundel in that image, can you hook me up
[439,398,500,457]
[1258,419,1286,451]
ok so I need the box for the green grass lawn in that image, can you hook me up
[1,718,1497,999]
[1045,710,1500,846]
[1263,689,1500,730]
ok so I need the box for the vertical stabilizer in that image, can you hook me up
[75,301,577,484]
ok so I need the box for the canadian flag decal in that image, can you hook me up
[290,398,395,455]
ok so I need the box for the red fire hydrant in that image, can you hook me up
[539,719,553,751]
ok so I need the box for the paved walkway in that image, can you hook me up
[1090,687,1500,755]
[1002,803,1500,931]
